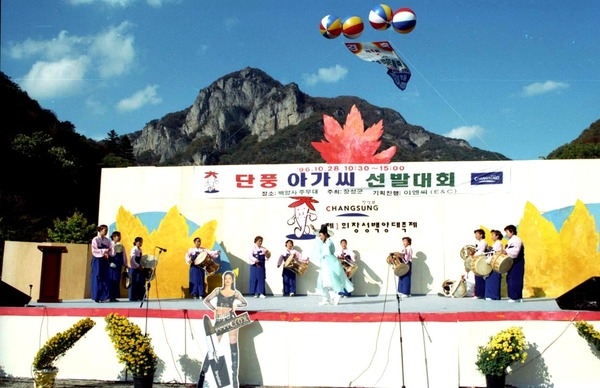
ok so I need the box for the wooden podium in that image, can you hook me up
[37,245,68,303]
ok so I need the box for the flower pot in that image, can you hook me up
[33,368,58,388]
[133,375,154,388]
[485,373,506,388]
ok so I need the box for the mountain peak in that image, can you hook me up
[129,67,508,165]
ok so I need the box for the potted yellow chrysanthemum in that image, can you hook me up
[475,326,528,388]
[32,317,96,388]
[105,313,158,388]
[574,320,600,352]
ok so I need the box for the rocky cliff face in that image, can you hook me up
[129,67,507,165]
[131,68,314,163]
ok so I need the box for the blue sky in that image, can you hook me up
[1,0,598,160]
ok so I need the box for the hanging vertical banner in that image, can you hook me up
[345,41,411,90]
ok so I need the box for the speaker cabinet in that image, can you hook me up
[0,280,32,307]
[556,276,600,311]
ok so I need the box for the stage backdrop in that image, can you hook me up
[98,160,600,299]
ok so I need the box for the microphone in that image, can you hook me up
[156,246,168,252]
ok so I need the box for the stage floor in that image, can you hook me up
[5,293,587,322]
[2,294,600,388]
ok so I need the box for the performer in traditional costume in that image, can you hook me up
[502,224,525,302]
[185,237,220,300]
[312,224,353,306]
[276,239,305,296]
[128,237,145,302]
[108,231,125,302]
[484,229,503,300]
[473,229,488,299]
[248,236,270,298]
[396,236,414,298]
[335,238,356,297]
[90,224,112,303]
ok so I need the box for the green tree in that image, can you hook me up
[12,131,77,172]
[101,154,134,167]
[547,119,600,159]
[105,130,120,149]
[11,132,52,158]
[47,212,97,244]
[118,135,136,163]
[547,143,600,159]
[102,130,136,166]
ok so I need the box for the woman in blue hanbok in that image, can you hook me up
[90,225,111,303]
[312,224,353,305]
[502,224,525,302]
[185,237,220,300]
[484,230,503,300]
[276,239,307,296]
[108,231,125,302]
[248,236,271,298]
[128,237,145,301]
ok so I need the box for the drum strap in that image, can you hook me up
[191,252,200,267]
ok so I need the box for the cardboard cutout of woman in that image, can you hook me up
[197,271,251,388]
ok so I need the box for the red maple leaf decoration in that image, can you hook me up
[311,104,396,164]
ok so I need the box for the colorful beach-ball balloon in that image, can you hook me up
[342,15,364,39]
[392,7,417,34]
[320,15,342,39]
[369,4,393,30]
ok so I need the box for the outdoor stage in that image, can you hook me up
[1,294,599,388]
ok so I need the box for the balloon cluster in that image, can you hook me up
[320,4,416,39]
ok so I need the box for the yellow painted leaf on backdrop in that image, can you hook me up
[115,206,150,256]
[143,206,194,299]
[558,200,600,292]
[519,200,600,298]
[519,202,563,297]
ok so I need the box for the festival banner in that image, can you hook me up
[192,162,510,199]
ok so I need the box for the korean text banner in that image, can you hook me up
[193,163,510,199]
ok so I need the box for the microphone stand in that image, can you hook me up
[25,284,33,307]
[140,274,151,336]
[141,279,151,336]
[419,313,432,388]
[395,281,407,388]
[140,247,165,335]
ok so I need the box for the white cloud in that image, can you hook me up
[9,23,137,99]
[443,125,485,141]
[7,31,86,61]
[90,22,136,78]
[116,85,162,112]
[521,80,569,97]
[303,65,348,86]
[22,56,91,99]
